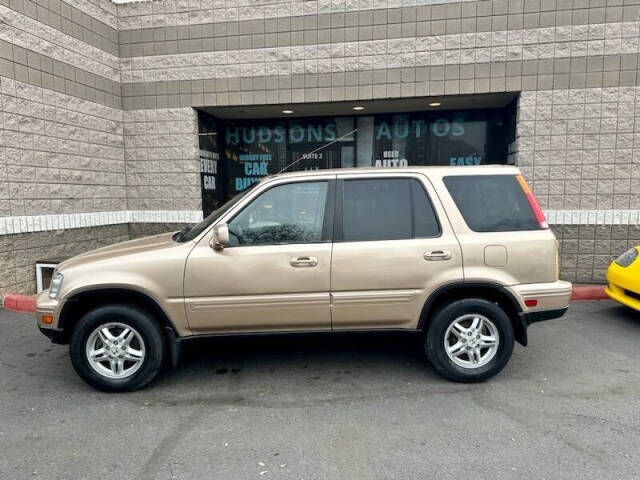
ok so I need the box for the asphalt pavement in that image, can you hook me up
[0,301,639,480]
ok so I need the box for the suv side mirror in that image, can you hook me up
[210,223,230,251]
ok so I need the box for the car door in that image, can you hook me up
[184,176,335,333]
[330,173,463,330]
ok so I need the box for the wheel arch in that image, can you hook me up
[418,282,527,346]
[57,288,179,345]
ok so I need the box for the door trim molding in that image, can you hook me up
[187,293,330,312]
[331,290,420,305]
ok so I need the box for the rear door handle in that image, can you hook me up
[290,256,318,267]
[424,250,452,261]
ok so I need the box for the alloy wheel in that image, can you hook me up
[85,322,146,379]
[443,314,499,369]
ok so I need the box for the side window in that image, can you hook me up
[443,175,539,232]
[228,181,328,246]
[342,178,440,242]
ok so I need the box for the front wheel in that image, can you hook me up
[425,298,514,383]
[69,304,165,392]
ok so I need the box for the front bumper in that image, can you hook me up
[606,260,640,311]
[35,290,62,342]
[38,325,66,343]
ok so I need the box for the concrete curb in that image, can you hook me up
[2,294,36,313]
[571,285,608,301]
[0,285,610,314]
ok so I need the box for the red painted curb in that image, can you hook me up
[2,294,36,313]
[571,285,608,301]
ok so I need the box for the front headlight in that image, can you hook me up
[49,272,63,299]
[615,248,638,268]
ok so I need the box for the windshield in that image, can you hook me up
[179,182,259,242]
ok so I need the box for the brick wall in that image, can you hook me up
[0,224,128,296]
[123,107,200,211]
[1,77,125,217]
[554,224,640,283]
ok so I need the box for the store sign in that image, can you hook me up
[235,152,268,190]
[226,117,470,145]
[374,150,408,167]
[374,117,465,140]
[226,124,340,145]
[200,150,219,191]
[450,155,483,165]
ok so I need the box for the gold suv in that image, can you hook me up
[36,166,572,391]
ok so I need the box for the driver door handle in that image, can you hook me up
[290,256,318,267]
[424,250,452,261]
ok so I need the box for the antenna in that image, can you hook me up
[277,128,358,174]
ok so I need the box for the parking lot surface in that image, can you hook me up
[1,301,639,480]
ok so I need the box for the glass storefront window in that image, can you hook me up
[197,112,224,216]
[199,104,515,216]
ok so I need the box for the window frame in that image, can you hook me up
[334,175,442,243]
[223,178,336,247]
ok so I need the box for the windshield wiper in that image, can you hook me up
[172,226,191,242]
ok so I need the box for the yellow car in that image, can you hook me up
[606,247,640,311]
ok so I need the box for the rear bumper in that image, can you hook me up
[520,307,568,326]
[510,280,573,312]
[513,306,568,347]
[508,280,572,346]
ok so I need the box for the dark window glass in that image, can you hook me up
[443,175,539,232]
[228,182,328,246]
[410,180,441,237]
[342,178,440,241]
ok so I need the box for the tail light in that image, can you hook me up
[515,174,549,230]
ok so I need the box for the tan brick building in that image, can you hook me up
[1,0,640,296]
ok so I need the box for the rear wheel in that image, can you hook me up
[425,298,514,382]
[69,304,165,392]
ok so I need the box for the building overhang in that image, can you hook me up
[199,93,519,120]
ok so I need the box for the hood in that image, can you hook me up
[57,232,181,272]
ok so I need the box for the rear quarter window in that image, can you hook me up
[443,175,539,232]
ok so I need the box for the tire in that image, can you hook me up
[69,304,165,392]
[425,298,514,383]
